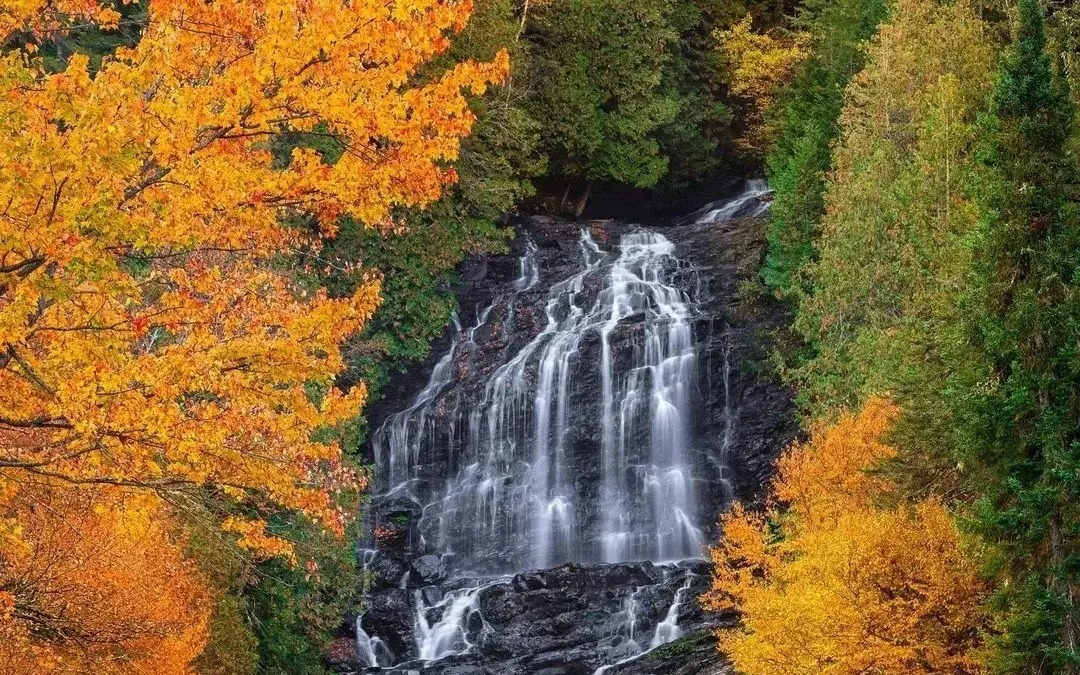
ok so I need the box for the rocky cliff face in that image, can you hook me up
[330,186,797,674]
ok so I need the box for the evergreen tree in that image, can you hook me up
[959,0,1080,669]
[791,0,995,449]
[655,0,736,195]
[760,0,888,296]
[526,0,681,212]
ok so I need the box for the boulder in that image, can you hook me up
[365,551,408,591]
[361,589,415,661]
[409,554,448,586]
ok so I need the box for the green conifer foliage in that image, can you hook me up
[527,0,681,193]
[958,0,1080,669]
[761,0,888,296]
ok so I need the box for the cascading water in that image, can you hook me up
[414,583,495,661]
[685,179,771,225]
[356,617,392,668]
[360,182,776,671]
[598,232,704,564]
[649,573,695,648]
[372,228,707,571]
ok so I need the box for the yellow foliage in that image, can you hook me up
[703,399,988,675]
[0,0,104,40]
[221,516,297,563]
[793,0,994,416]
[0,0,506,545]
[716,15,808,154]
[0,0,506,667]
[0,483,209,674]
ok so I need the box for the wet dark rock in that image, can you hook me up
[603,629,732,675]
[366,551,408,591]
[512,571,548,592]
[360,589,415,661]
[410,554,448,586]
[340,199,795,674]
[368,497,425,556]
[346,560,733,674]
[421,585,444,606]
[460,257,489,284]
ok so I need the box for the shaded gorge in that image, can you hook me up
[338,182,794,674]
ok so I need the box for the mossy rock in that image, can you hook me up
[646,630,714,661]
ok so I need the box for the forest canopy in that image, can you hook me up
[717,0,1080,671]
[1,0,1078,671]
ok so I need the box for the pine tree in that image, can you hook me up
[761,0,888,296]
[961,0,1080,669]
[526,0,680,212]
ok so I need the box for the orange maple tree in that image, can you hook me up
[0,0,506,668]
[0,0,505,545]
[0,483,209,674]
[702,398,988,675]
[0,0,110,39]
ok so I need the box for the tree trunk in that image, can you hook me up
[559,181,572,212]
[518,0,530,38]
[574,181,593,220]
[1051,508,1078,673]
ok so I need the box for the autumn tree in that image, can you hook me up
[703,399,988,675]
[309,0,545,398]
[0,483,208,674]
[0,0,506,667]
[791,0,995,489]
[0,0,504,549]
[715,15,807,154]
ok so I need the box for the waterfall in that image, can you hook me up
[355,616,392,668]
[371,226,707,572]
[688,179,771,224]
[650,573,695,648]
[598,231,703,563]
[414,584,492,661]
[362,181,774,670]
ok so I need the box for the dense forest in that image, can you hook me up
[0,0,1077,673]
[704,0,1080,671]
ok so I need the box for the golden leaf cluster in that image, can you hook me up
[0,485,208,674]
[0,0,506,670]
[715,15,808,154]
[703,399,988,675]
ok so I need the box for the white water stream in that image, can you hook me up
[359,183,771,668]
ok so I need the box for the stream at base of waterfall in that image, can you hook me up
[349,181,778,674]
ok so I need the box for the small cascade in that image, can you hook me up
[608,584,647,648]
[355,616,392,668]
[355,548,395,668]
[414,584,491,661]
[690,179,772,225]
[514,236,541,292]
[650,573,695,648]
[716,328,736,504]
[589,571,697,675]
